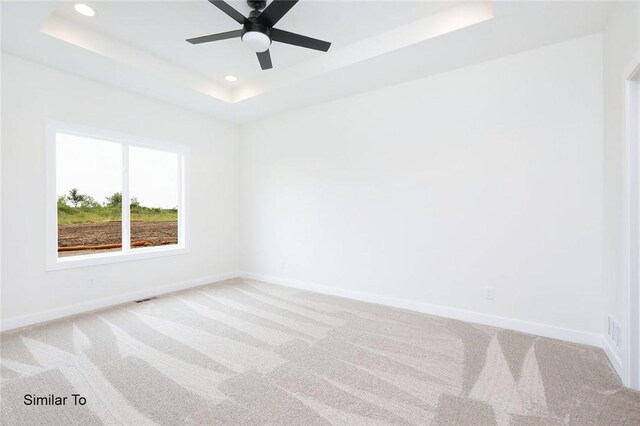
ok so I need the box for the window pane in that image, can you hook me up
[56,133,122,257]
[129,146,179,249]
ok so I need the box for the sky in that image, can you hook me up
[56,133,179,209]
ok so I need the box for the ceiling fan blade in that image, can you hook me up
[270,28,331,52]
[208,0,247,25]
[256,50,273,70]
[186,29,242,44]
[256,0,298,28]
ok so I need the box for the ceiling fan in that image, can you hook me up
[186,0,331,70]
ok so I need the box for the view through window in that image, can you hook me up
[129,146,179,250]
[55,131,183,260]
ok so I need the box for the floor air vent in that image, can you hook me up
[134,296,159,304]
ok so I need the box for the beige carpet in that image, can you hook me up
[1,278,639,425]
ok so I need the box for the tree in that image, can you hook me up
[67,188,85,207]
[105,192,140,207]
[80,195,101,208]
[57,195,68,207]
[105,192,122,207]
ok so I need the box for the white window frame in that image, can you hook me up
[45,120,189,271]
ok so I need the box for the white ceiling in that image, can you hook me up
[1,1,614,123]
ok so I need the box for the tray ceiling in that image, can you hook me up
[1,1,613,122]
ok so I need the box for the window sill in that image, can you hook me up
[46,245,189,271]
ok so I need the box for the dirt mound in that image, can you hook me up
[58,221,177,256]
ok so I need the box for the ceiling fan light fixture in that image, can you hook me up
[241,31,271,53]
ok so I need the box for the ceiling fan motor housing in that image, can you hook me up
[247,0,267,11]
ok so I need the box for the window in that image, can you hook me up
[46,122,188,270]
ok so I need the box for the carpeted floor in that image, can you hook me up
[1,278,639,425]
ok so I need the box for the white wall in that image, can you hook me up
[240,34,604,343]
[0,54,240,326]
[0,7,4,326]
[602,1,640,386]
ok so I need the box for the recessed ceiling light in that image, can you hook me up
[74,3,95,17]
[225,75,238,82]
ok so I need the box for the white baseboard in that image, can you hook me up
[0,271,240,333]
[1,269,605,350]
[240,271,603,348]
[602,337,627,385]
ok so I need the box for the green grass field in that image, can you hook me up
[58,205,177,225]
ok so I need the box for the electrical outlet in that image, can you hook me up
[607,315,622,348]
[87,278,96,288]
[485,286,494,300]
